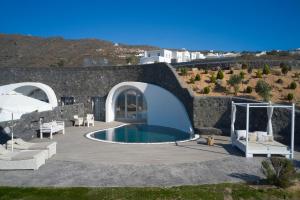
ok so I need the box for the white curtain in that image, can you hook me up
[267,102,274,136]
[231,104,236,138]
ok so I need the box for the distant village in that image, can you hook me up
[138,48,300,64]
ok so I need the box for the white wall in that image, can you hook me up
[105,82,193,133]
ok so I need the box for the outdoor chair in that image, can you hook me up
[84,114,95,127]
[73,115,84,126]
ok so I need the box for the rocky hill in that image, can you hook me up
[0,34,157,67]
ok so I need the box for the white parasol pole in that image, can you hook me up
[11,112,14,152]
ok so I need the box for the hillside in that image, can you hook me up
[0,34,157,67]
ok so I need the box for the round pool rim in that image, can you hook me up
[85,124,199,145]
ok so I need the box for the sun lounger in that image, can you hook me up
[40,121,65,139]
[0,145,47,170]
[6,138,56,159]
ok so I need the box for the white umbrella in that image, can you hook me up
[0,92,52,122]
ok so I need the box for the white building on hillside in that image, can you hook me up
[139,49,173,64]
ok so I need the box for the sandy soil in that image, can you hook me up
[177,67,300,106]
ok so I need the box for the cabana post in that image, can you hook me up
[231,101,295,159]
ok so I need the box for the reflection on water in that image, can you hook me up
[93,124,191,143]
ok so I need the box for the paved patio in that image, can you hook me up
[0,121,298,187]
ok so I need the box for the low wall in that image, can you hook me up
[0,104,84,143]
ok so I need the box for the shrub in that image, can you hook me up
[216,70,224,80]
[241,63,248,69]
[294,72,300,79]
[261,157,296,188]
[245,86,253,93]
[228,74,242,95]
[180,68,188,76]
[287,93,294,101]
[203,86,210,94]
[289,81,297,89]
[263,64,271,75]
[247,66,253,74]
[276,79,284,84]
[194,74,201,81]
[255,80,272,101]
[280,63,290,75]
[210,73,216,83]
[229,70,234,74]
[256,69,263,78]
[239,71,245,79]
[189,77,195,84]
[204,69,208,74]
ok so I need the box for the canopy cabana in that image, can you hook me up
[231,101,295,159]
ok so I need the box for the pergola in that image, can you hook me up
[231,101,295,159]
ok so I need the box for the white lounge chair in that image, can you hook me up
[73,115,83,126]
[0,144,47,170]
[40,121,65,139]
[6,138,56,159]
[84,114,94,127]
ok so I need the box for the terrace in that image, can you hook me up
[0,121,299,187]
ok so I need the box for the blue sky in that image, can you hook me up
[0,0,299,51]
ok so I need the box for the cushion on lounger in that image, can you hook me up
[248,132,257,142]
[236,130,246,140]
[256,131,268,142]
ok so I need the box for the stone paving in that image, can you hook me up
[0,122,298,187]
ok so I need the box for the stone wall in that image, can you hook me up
[0,104,84,143]
[0,63,299,145]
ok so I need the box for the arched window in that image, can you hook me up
[115,89,147,122]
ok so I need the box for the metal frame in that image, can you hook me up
[231,101,295,159]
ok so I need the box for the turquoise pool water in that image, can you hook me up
[90,124,192,143]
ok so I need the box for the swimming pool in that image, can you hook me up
[86,124,196,144]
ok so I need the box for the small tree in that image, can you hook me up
[245,86,253,93]
[263,64,271,75]
[210,73,216,83]
[228,74,242,95]
[203,86,210,94]
[194,74,201,81]
[287,93,294,102]
[289,81,297,90]
[239,71,245,79]
[256,69,263,78]
[255,80,272,101]
[180,68,188,76]
[216,70,224,80]
[247,66,253,74]
[280,63,290,75]
[261,158,296,188]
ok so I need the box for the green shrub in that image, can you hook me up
[229,70,234,74]
[263,64,271,75]
[289,81,297,89]
[276,79,283,84]
[228,74,242,95]
[189,77,195,84]
[180,68,188,76]
[245,86,253,93]
[203,86,210,94]
[261,157,296,188]
[256,69,263,78]
[239,71,245,79]
[216,70,224,80]
[210,73,216,83]
[204,69,208,74]
[241,63,248,69]
[194,74,201,81]
[255,80,272,101]
[287,93,294,101]
[280,63,290,75]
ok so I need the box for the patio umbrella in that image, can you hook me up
[0,92,53,122]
